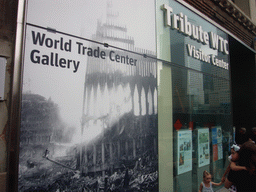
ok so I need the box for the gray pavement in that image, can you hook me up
[215,187,230,192]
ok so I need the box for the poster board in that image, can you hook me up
[212,126,223,162]
[198,128,210,167]
[177,130,192,175]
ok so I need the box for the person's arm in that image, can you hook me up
[230,161,247,171]
[212,180,224,187]
[221,163,230,182]
[198,182,203,192]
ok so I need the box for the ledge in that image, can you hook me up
[213,0,256,35]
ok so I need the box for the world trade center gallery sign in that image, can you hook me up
[30,30,138,73]
[18,0,158,191]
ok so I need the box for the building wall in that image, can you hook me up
[235,0,250,17]
[0,0,17,191]
[249,0,256,23]
[183,0,256,131]
[184,0,256,48]
[0,0,255,191]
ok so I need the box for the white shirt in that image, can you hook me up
[202,182,214,192]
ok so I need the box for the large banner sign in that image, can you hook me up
[19,0,158,191]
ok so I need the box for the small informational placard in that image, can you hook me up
[212,126,223,161]
[177,130,192,175]
[0,57,6,101]
[198,128,210,167]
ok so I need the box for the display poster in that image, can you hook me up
[198,128,210,167]
[177,130,192,175]
[18,0,158,191]
[212,127,223,161]
[213,144,218,162]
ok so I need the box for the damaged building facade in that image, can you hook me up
[0,0,256,191]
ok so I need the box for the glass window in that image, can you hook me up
[158,60,232,191]
[171,65,231,191]
[157,1,233,191]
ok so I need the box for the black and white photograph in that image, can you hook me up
[18,0,158,191]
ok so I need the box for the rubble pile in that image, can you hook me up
[19,156,158,192]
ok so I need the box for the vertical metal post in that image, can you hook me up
[7,0,26,191]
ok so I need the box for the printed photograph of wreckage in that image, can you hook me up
[18,1,158,191]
